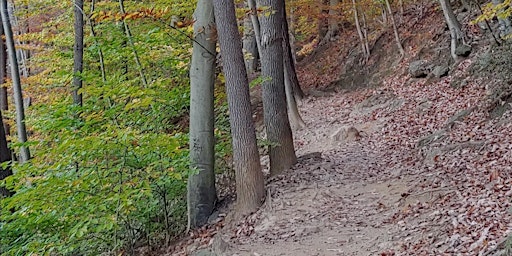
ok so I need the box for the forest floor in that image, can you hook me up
[165,3,512,256]
[217,57,512,256]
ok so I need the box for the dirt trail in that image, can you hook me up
[223,92,415,256]
[220,71,512,255]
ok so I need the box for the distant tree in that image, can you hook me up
[73,0,84,106]
[243,0,259,74]
[257,0,297,175]
[187,0,217,229]
[213,0,265,215]
[384,0,405,57]
[0,0,30,163]
[439,0,468,61]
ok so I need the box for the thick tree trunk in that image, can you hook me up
[439,0,464,61]
[0,109,11,197]
[213,0,265,215]
[384,0,405,57]
[188,0,217,229]
[257,0,297,175]
[243,2,259,74]
[0,0,30,163]
[73,0,84,106]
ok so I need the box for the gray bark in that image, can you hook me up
[0,0,30,163]
[247,0,262,54]
[384,0,405,56]
[243,3,258,74]
[188,0,217,229]
[257,0,297,175]
[0,13,6,111]
[439,0,464,61]
[353,0,370,59]
[320,0,340,44]
[0,109,11,197]
[73,0,84,106]
[213,0,265,215]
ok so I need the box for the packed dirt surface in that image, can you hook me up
[215,59,512,256]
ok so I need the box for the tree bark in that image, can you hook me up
[438,0,464,61]
[0,0,30,163]
[257,0,297,175]
[243,1,259,75]
[73,0,84,106]
[187,0,217,230]
[282,6,305,102]
[384,0,405,57]
[0,13,7,111]
[247,0,262,54]
[213,0,265,215]
[0,109,11,197]
[318,0,329,41]
[320,0,340,44]
[353,0,370,59]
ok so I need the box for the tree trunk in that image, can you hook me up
[353,0,370,59]
[438,0,464,61]
[282,6,305,102]
[0,13,7,111]
[320,0,340,44]
[384,0,405,57]
[257,0,297,175]
[318,0,329,41]
[247,0,262,54]
[187,0,217,230]
[288,5,298,64]
[243,1,259,75]
[73,0,84,106]
[0,0,30,163]
[0,109,11,197]
[213,0,265,216]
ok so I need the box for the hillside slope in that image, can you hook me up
[168,2,512,256]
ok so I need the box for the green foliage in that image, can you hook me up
[0,0,234,255]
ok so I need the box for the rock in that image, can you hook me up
[432,65,449,78]
[212,235,231,255]
[445,107,475,129]
[331,126,361,142]
[192,249,216,256]
[409,60,430,78]
[455,45,472,57]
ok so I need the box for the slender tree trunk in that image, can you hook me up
[0,0,30,163]
[282,6,305,102]
[187,0,217,230]
[257,0,297,175]
[0,13,7,111]
[73,0,84,106]
[439,0,464,61]
[213,0,265,215]
[0,109,11,197]
[243,1,259,75]
[384,0,405,56]
[119,0,147,87]
[247,0,262,54]
[353,0,370,59]
[361,11,371,60]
